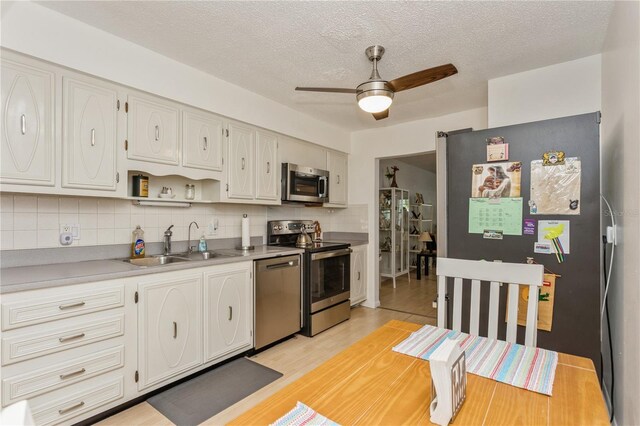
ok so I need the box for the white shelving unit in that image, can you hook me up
[409,203,434,268]
[379,188,410,288]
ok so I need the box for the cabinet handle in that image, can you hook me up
[59,301,85,310]
[267,161,270,174]
[173,321,177,339]
[337,175,340,184]
[60,368,86,380]
[203,136,208,151]
[59,332,85,343]
[155,125,160,141]
[20,114,26,135]
[358,271,361,281]
[58,401,84,415]
[228,306,233,321]
[91,128,96,146]
[241,158,245,170]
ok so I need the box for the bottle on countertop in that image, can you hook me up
[131,225,145,258]
[199,234,208,252]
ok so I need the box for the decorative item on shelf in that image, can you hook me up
[159,186,175,199]
[419,231,433,253]
[132,174,149,197]
[415,193,424,204]
[380,236,392,252]
[389,165,399,187]
[185,184,196,200]
[411,210,421,219]
[411,225,420,235]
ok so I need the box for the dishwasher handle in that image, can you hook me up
[256,255,300,272]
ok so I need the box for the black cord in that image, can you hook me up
[602,235,615,423]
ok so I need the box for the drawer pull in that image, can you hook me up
[58,301,86,310]
[203,136,208,151]
[59,368,86,380]
[91,128,96,146]
[21,114,26,135]
[58,401,84,415]
[228,306,233,321]
[173,321,177,339]
[155,125,160,141]
[59,332,85,343]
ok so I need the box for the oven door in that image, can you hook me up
[282,163,329,203]
[309,248,351,313]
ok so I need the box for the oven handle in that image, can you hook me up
[311,248,352,261]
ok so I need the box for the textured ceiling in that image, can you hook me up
[39,1,614,131]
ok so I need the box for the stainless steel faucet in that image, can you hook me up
[163,225,174,255]
[188,221,199,254]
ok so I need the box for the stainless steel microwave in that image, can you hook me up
[281,163,329,204]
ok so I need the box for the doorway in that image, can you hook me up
[377,153,438,318]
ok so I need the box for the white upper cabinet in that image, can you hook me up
[62,76,118,190]
[255,130,278,201]
[182,109,223,171]
[327,150,348,206]
[127,94,179,165]
[1,58,55,186]
[278,136,327,171]
[227,121,255,199]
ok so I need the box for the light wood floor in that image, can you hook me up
[379,266,438,318]
[96,307,435,426]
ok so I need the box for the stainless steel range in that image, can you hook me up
[267,220,351,336]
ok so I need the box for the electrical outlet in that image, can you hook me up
[606,225,617,245]
[60,224,81,240]
[60,224,72,234]
[207,218,219,236]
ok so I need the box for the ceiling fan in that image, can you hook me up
[295,45,458,120]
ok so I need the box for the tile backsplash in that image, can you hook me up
[0,194,368,250]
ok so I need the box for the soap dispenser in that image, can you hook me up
[199,234,208,252]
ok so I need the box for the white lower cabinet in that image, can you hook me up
[137,272,203,390]
[204,262,253,362]
[350,244,368,306]
[0,261,256,425]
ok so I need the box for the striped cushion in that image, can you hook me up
[271,401,340,426]
[393,324,558,395]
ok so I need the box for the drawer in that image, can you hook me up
[30,376,124,426]
[2,314,124,365]
[2,285,124,331]
[2,345,124,406]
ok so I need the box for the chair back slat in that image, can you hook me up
[469,279,481,336]
[437,275,447,328]
[506,283,520,343]
[525,284,540,347]
[452,277,463,331]
[437,258,544,347]
[487,281,501,340]
[437,258,542,286]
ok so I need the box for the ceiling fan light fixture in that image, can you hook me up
[356,81,394,113]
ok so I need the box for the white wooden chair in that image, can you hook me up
[436,258,544,347]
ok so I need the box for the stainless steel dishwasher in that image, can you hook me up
[254,255,302,350]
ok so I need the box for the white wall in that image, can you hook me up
[350,107,488,308]
[600,2,640,424]
[488,55,601,128]
[267,205,368,234]
[0,1,350,152]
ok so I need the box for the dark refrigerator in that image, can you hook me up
[445,112,601,375]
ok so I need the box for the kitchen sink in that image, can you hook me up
[123,255,191,267]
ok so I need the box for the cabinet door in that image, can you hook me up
[127,94,179,165]
[204,265,252,362]
[255,130,278,200]
[351,245,367,305]
[138,274,203,389]
[182,109,223,171]
[227,122,255,199]
[62,77,118,190]
[1,59,55,186]
[327,151,348,205]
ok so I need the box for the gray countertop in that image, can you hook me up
[0,246,303,294]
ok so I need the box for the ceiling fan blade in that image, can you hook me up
[372,109,389,120]
[295,87,357,94]
[388,64,458,92]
